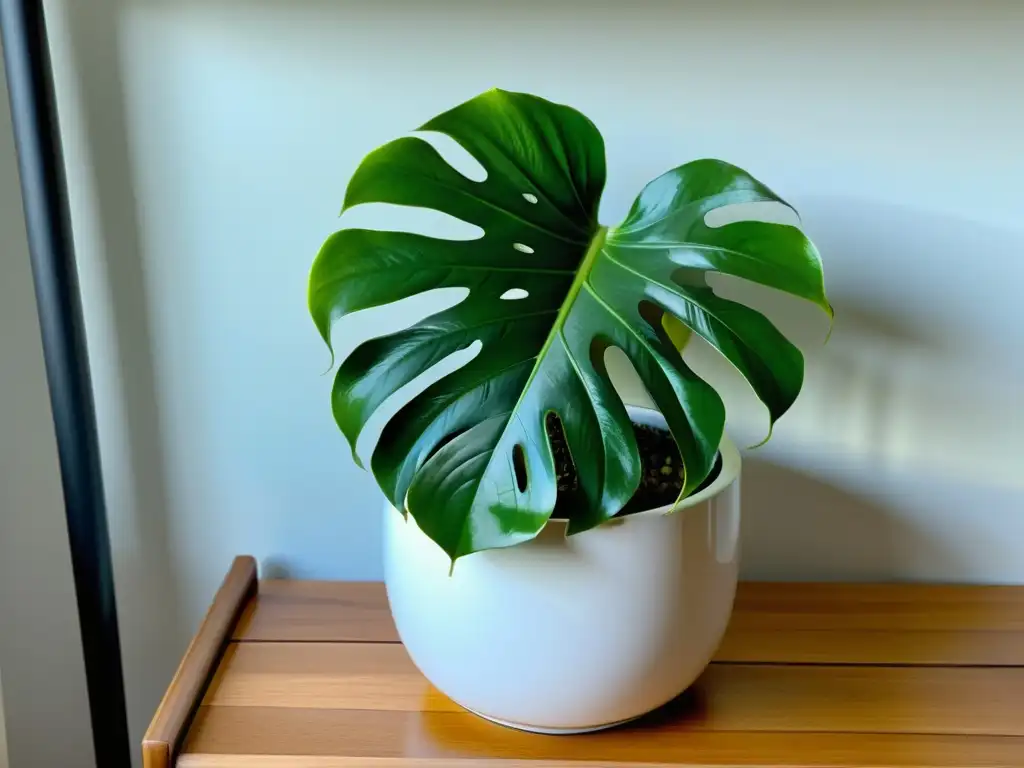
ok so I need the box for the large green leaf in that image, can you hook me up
[309,89,830,561]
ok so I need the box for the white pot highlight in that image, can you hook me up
[384,405,741,734]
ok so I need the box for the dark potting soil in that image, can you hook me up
[547,413,722,521]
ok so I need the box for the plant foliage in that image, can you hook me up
[310,90,830,561]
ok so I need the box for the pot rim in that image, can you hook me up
[544,405,740,524]
[606,404,740,520]
[396,405,740,525]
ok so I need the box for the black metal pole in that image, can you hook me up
[0,2,131,766]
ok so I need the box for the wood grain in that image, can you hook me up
[142,556,257,768]
[732,582,1024,631]
[717,627,1024,665]
[232,580,1024,665]
[163,575,1024,767]
[180,707,1024,767]
[204,642,459,713]
[234,580,397,643]
[201,641,1024,734]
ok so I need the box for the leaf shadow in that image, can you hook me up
[740,457,966,582]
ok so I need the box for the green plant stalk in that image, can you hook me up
[444,225,608,567]
[526,225,608,379]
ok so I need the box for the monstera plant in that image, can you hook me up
[309,89,830,564]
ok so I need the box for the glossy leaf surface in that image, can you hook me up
[310,90,830,561]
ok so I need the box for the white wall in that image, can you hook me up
[57,0,1024,650]
[0,36,95,768]
[44,1,192,763]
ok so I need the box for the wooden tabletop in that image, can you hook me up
[145,557,1024,767]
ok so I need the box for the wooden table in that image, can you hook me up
[144,556,1024,767]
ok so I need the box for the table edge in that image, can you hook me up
[142,555,257,768]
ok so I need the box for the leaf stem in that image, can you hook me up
[502,226,608,399]
[450,225,607,558]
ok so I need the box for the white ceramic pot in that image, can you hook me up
[384,405,741,734]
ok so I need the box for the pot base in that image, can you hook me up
[385,406,741,735]
[466,706,642,735]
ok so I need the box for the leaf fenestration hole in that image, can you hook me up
[354,336,480,466]
[412,131,487,182]
[522,193,538,204]
[602,343,657,410]
[545,412,577,496]
[512,444,528,493]
[499,288,529,300]
[340,203,483,241]
[704,200,797,229]
[668,267,708,289]
[512,242,534,254]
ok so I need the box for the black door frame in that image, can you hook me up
[0,2,131,766]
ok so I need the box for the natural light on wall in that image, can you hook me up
[47,1,1024,648]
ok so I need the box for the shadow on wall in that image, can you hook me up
[50,0,187,752]
[602,195,1024,582]
[260,558,294,579]
[53,0,1024,625]
[706,198,1023,583]
[739,457,964,582]
[802,195,1024,375]
[750,197,1022,489]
